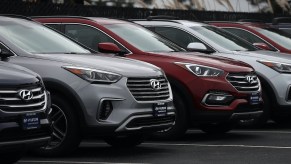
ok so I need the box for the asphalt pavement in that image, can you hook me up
[18,123,291,164]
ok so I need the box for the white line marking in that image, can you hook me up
[144,143,291,149]
[19,160,147,164]
[81,142,291,149]
[188,129,291,134]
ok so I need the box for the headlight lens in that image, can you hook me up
[175,62,224,77]
[258,60,291,73]
[63,66,122,83]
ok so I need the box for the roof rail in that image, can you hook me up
[147,15,180,21]
[272,17,291,25]
[31,15,92,21]
[0,14,32,21]
[238,19,266,23]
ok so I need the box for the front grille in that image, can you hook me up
[0,82,46,112]
[127,76,170,101]
[126,115,175,128]
[226,73,260,92]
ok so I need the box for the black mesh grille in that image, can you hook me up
[127,76,170,101]
[226,72,260,92]
[126,115,175,128]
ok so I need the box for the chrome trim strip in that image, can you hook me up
[0,91,48,114]
[96,98,125,122]
[1,101,45,108]
[201,93,233,107]
[115,112,175,132]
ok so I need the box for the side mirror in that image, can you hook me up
[0,48,13,59]
[253,43,273,51]
[187,42,214,54]
[98,42,121,54]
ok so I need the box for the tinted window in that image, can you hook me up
[255,27,291,50]
[0,18,89,54]
[153,27,211,50]
[280,28,291,35]
[105,23,184,52]
[64,24,128,53]
[191,26,257,51]
[224,28,276,51]
[47,24,61,31]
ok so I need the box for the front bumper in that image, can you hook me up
[0,115,51,151]
[190,103,263,124]
[78,77,175,136]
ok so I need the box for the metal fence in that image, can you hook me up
[0,0,288,22]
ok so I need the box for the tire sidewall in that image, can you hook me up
[35,94,81,156]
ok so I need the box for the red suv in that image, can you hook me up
[209,21,291,54]
[34,17,263,137]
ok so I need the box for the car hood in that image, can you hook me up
[151,52,254,72]
[33,53,163,77]
[0,61,39,85]
[233,50,291,63]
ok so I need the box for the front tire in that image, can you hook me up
[33,94,81,157]
[252,91,270,127]
[104,135,145,147]
[153,91,188,139]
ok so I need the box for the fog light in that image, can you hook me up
[98,100,113,120]
[202,93,234,106]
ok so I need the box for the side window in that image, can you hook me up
[0,43,14,57]
[223,28,263,44]
[46,24,61,31]
[153,27,208,50]
[64,24,128,52]
[224,28,276,51]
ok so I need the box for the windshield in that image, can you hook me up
[0,18,90,54]
[254,27,291,50]
[191,26,257,51]
[104,23,184,52]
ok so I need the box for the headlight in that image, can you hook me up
[175,62,224,77]
[258,60,291,73]
[63,66,122,83]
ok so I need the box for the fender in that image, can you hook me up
[42,78,87,127]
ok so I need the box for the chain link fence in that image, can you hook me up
[0,0,288,22]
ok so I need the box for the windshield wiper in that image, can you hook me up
[64,52,78,54]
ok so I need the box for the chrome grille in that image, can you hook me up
[226,73,260,92]
[127,76,170,101]
[0,83,46,112]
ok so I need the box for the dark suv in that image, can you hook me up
[34,16,263,138]
[0,61,51,163]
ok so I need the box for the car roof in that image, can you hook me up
[209,21,271,28]
[134,19,207,27]
[86,17,129,25]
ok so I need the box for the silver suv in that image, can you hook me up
[135,18,291,125]
[0,16,175,156]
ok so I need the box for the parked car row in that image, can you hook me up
[0,14,290,163]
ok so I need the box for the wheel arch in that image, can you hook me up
[166,75,194,124]
[257,74,277,108]
[42,78,86,127]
